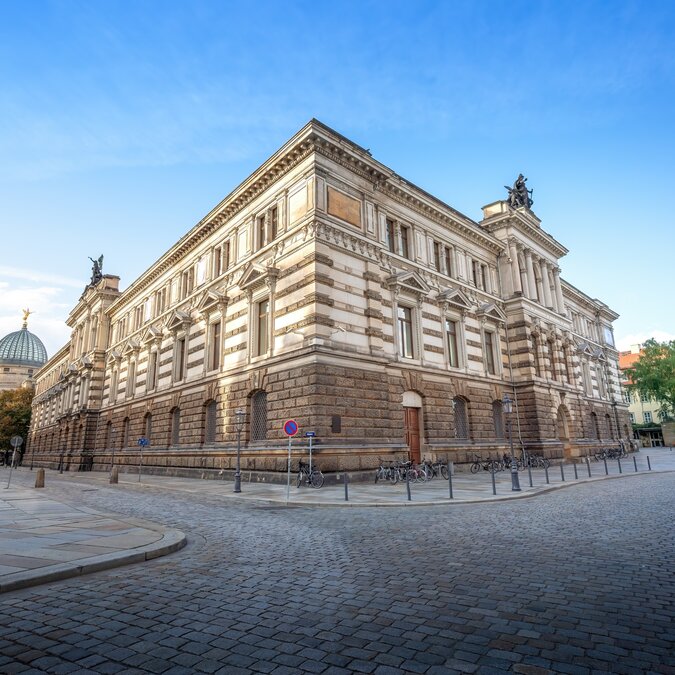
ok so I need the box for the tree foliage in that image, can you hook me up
[626,339,675,420]
[0,387,34,451]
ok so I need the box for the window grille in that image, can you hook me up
[205,401,217,444]
[492,400,505,439]
[144,413,152,443]
[453,397,470,439]
[171,408,180,446]
[251,391,268,441]
[590,412,600,440]
[605,414,613,439]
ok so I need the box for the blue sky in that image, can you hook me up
[1,0,674,356]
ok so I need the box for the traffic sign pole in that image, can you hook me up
[283,421,299,503]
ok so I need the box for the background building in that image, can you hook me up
[619,345,665,446]
[28,120,630,477]
[0,311,48,391]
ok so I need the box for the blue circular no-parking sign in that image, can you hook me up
[283,420,299,437]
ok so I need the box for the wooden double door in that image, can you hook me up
[404,406,421,463]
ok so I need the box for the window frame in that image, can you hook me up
[397,305,415,359]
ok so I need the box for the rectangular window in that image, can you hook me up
[386,218,396,253]
[629,412,635,423]
[213,247,222,278]
[127,361,136,398]
[147,351,158,390]
[446,319,459,368]
[223,241,230,270]
[181,269,194,299]
[400,226,410,259]
[209,321,221,371]
[644,411,652,424]
[481,265,489,292]
[444,247,453,277]
[175,337,186,380]
[257,214,267,249]
[433,242,441,271]
[270,207,278,241]
[472,260,479,287]
[484,331,496,375]
[257,299,269,356]
[398,306,414,359]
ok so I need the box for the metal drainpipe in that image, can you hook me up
[496,250,525,457]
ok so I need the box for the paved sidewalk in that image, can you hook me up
[0,447,672,594]
[0,482,186,594]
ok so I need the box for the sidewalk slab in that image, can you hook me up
[0,486,186,594]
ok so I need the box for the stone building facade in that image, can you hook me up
[28,120,630,477]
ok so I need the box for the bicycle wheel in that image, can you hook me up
[310,470,324,488]
[470,462,480,474]
[541,457,550,469]
[296,471,303,488]
[440,464,449,480]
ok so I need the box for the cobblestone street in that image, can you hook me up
[1,471,673,674]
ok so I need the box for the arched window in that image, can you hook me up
[492,400,505,439]
[204,400,217,444]
[122,417,130,448]
[251,391,267,441]
[590,412,600,440]
[144,413,152,444]
[605,413,613,439]
[170,408,180,446]
[453,396,470,439]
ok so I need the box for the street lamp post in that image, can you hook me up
[502,394,521,492]
[233,409,245,493]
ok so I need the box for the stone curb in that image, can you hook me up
[0,527,187,594]
[227,469,675,508]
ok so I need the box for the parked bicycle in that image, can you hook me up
[421,457,449,480]
[296,460,324,488]
[469,454,498,473]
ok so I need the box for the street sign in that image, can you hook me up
[283,420,299,437]
[305,431,316,437]
[10,435,23,448]
[137,437,149,447]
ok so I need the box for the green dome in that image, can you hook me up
[0,325,48,367]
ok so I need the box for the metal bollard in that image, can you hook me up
[647,456,652,471]
[110,466,119,484]
[491,467,496,495]
[405,469,411,501]
[586,457,592,477]
[447,462,454,499]
[560,462,565,482]
[527,463,533,487]
[573,462,578,480]
[617,458,622,474]
[343,471,349,501]
[35,468,45,488]
[633,456,638,472]
[603,458,608,475]
[544,463,549,484]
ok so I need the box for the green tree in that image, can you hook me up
[0,387,34,453]
[625,339,675,420]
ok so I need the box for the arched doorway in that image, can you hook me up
[403,391,423,463]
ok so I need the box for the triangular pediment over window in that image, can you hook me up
[593,348,607,361]
[123,339,141,356]
[477,302,506,323]
[166,310,192,333]
[385,271,430,296]
[106,349,122,365]
[438,287,472,311]
[238,263,280,292]
[575,339,594,356]
[141,326,163,344]
[196,289,228,315]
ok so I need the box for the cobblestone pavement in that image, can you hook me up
[0,472,673,674]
